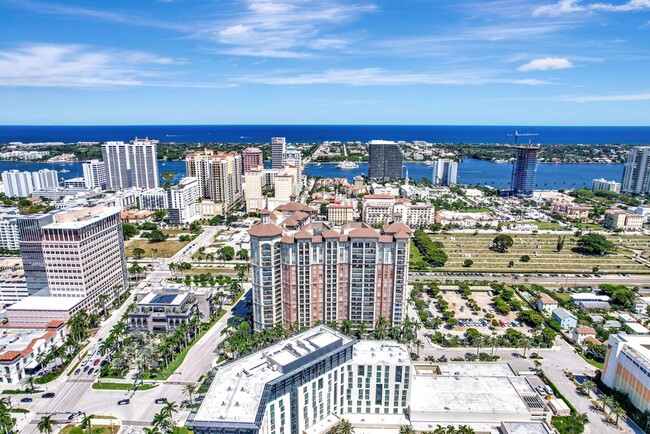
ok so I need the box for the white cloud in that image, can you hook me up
[534,0,650,16]
[0,44,177,87]
[235,68,550,86]
[195,0,376,58]
[563,92,650,102]
[517,57,573,71]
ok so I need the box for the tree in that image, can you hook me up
[37,415,57,434]
[612,403,627,428]
[580,379,596,397]
[219,246,235,261]
[25,375,35,393]
[153,209,168,222]
[236,249,249,261]
[144,229,169,243]
[556,235,566,253]
[463,259,473,268]
[80,415,93,434]
[132,247,146,259]
[399,426,415,434]
[334,419,354,434]
[183,383,198,405]
[520,255,530,262]
[491,234,514,253]
[575,233,614,256]
[122,223,139,240]
[340,319,353,335]
[98,293,110,317]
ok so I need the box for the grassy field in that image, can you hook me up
[125,239,188,258]
[533,222,569,231]
[419,233,650,274]
[161,229,190,237]
[60,425,118,434]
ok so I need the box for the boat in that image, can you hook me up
[424,161,433,166]
[336,161,359,169]
[60,169,70,173]
[316,163,322,167]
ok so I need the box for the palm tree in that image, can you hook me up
[0,404,16,434]
[80,415,93,434]
[151,248,158,260]
[152,410,170,433]
[143,428,160,434]
[598,395,614,416]
[334,419,354,434]
[162,401,178,418]
[580,379,596,397]
[612,403,626,428]
[183,383,198,405]
[399,425,415,434]
[37,415,57,434]
[340,319,353,336]
[413,338,424,356]
[25,375,35,393]
[98,293,110,318]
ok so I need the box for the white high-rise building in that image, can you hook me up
[591,178,621,193]
[39,205,128,310]
[101,139,159,190]
[282,146,303,195]
[1,169,59,198]
[185,150,243,213]
[82,159,107,190]
[0,214,20,251]
[621,146,650,195]
[271,137,286,169]
[167,177,200,224]
[431,159,458,186]
[1,170,34,197]
[244,166,265,212]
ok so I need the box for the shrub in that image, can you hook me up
[520,255,531,262]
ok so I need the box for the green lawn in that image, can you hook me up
[533,222,569,231]
[125,239,188,258]
[427,233,650,274]
[92,382,157,391]
[60,425,118,434]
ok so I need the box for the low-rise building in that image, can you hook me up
[0,266,27,306]
[551,307,577,329]
[604,209,644,230]
[602,334,650,412]
[570,293,610,304]
[435,210,499,228]
[535,293,558,316]
[592,178,621,193]
[362,194,395,226]
[63,177,87,188]
[327,204,354,225]
[128,286,214,334]
[550,201,591,220]
[0,321,67,385]
[572,327,597,346]
[6,296,85,327]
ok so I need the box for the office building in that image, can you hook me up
[592,178,621,194]
[602,334,650,412]
[18,213,55,295]
[167,177,200,224]
[6,297,85,328]
[185,150,243,213]
[511,146,540,196]
[19,206,128,311]
[368,140,403,179]
[1,169,59,198]
[327,204,355,225]
[102,138,159,190]
[82,159,107,190]
[431,159,458,186]
[622,146,650,195]
[242,147,264,173]
[0,266,28,306]
[244,166,265,213]
[271,137,286,169]
[140,188,169,210]
[0,214,20,251]
[188,325,552,434]
[249,216,411,332]
[63,177,86,188]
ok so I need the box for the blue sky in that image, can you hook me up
[0,0,649,125]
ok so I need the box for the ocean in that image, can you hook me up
[0,125,649,145]
[0,159,624,189]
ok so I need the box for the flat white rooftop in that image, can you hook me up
[410,375,530,416]
[0,328,55,354]
[351,341,409,365]
[570,293,610,302]
[7,296,84,311]
[139,292,187,307]
[501,421,554,434]
[193,325,352,426]
[435,362,515,377]
[45,205,120,229]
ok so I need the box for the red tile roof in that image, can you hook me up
[248,223,284,237]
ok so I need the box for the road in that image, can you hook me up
[15,225,249,434]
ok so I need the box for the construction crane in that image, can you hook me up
[507,130,538,145]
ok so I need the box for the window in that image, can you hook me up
[375,384,383,405]
[358,365,364,376]
[395,366,402,382]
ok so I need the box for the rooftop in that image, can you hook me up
[351,341,409,365]
[44,205,121,230]
[193,325,353,426]
[7,296,85,311]
[139,292,188,306]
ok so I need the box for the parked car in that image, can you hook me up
[68,412,83,421]
[83,365,90,372]
[87,368,94,375]
[155,398,167,404]
[20,397,33,403]
[42,393,55,398]
[74,368,81,375]
[118,399,130,405]
[93,359,100,366]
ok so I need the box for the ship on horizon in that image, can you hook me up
[336,161,359,169]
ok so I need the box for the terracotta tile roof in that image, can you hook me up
[276,202,312,213]
[294,230,312,240]
[283,218,299,228]
[290,211,309,221]
[394,231,410,239]
[260,209,271,215]
[0,329,59,362]
[379,235,394,243]
[575,327,597,335]
[364,194,394,199]
[348,228,380,238]
[322,229,341,238]
[312,236,323,243]
[382,222,413,235]
[538,293,558,304]
[281,236,295,243]
[248,223,284,238]
[583,336,603,346]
